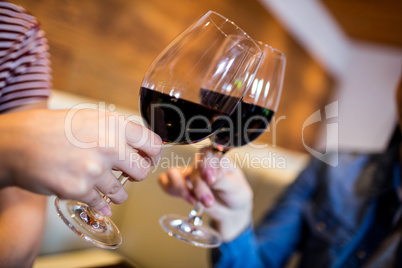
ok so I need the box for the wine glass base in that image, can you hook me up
[159,214,222,248]
[55,198,122,249]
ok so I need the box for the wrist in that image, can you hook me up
[0,113,25,189]
[213,211,252,242]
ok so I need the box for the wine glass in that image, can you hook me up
[139,11,264,248]
[55,11,263,250]
[160,41,286,248]
[210,41,286,153]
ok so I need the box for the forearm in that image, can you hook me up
[0,102,48,189]
[0,102,49,267]
[0,187,47,268]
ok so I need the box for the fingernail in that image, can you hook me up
[186,179,194,190]
[201,194,214,207]
[99,206,112,217]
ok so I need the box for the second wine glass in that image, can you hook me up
[160,41,286,248]
[139,11,264,248]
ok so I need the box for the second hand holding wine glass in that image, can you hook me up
[161,41,286,248]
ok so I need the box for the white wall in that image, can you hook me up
[334,43,401,151]
[259,0,402,153]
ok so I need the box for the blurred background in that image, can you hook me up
[7,1,400,267]
[11,0,402,153]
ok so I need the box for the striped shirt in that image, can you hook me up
[0,1,51,113]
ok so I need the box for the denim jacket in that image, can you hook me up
[212,132,401,268]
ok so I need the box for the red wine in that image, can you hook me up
[210,102,274,152]
[140,87,232,144]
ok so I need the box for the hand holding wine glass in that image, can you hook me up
[53,109,162,249]
[159,148,254,242]
[0,108,162,250]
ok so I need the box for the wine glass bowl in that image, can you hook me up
[210,42,286,153]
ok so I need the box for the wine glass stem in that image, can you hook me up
[104,173,130,205]
[188,201,204,226]
[184,146,228,228]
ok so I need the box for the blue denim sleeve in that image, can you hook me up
[212,157,322,268]
[213,225,266,268]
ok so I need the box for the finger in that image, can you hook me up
[112,146,152,182]
[72,162,118,216]
[81,188,112,217]
[158,168,196,204]
[188,169,215,207]
[199,146,221,185]
[94,171,128,205]
[55,178,112,217]
[212,169,239,193]
[203,154,237,190]
[123,120,163,165]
